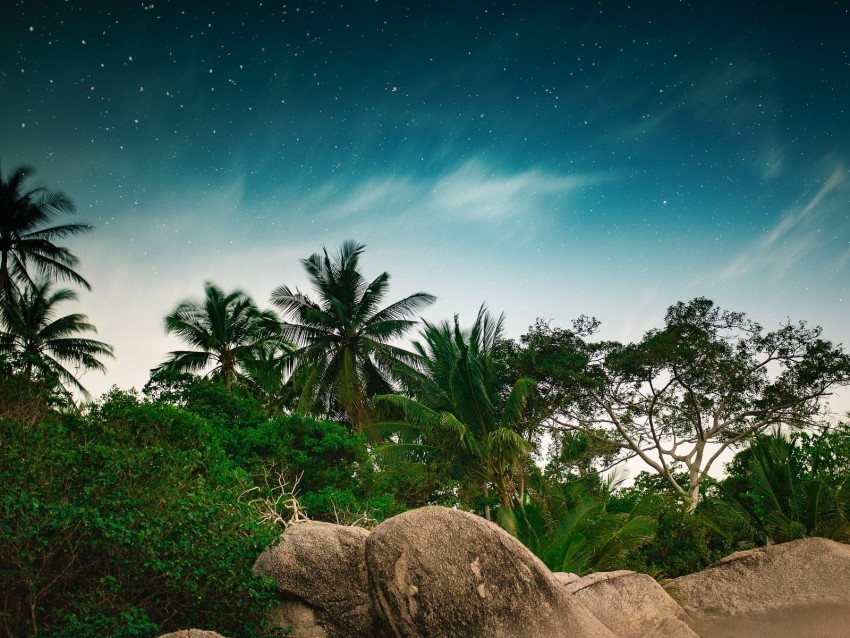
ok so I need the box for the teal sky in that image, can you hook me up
[2,0,849,410]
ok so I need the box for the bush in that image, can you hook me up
[0,389,281,638]
[609,473,736,578]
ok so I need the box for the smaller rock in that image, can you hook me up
[552,571,581,586]
[670,537,850,620]
[267,597,328,638]
[566,570,690,638]
[253,521,376,637]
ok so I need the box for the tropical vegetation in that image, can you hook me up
[3,162,850,637]
[373,306,535,519]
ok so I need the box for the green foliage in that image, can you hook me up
[145,369,270,429]
[0,280,113,398]
[717,428,850,544]
[498,474,658,575]
[374,305,535,514]
[155,282,284,393]
[0,389,280,638]
[610,473,737,578]
[0,163,92,294]
[145,370,404,523]
[0,352,62,427]
[510,299,850,512]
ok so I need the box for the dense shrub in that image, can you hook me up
[145,371,408,523]
[0,389,281,638]
[609,473,737,578]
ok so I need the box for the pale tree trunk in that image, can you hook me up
[685,482,700,513]
[685,438,706,513]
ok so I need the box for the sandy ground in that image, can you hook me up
[692,602,850,638]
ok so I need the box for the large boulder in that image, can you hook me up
[565,570,693,638]
[253,521,376,637]
[670,537,850,620]
[364,506,615,638]
[267,598,328,638]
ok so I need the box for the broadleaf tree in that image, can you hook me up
[517,298,850,512]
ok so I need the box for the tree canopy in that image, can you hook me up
[514,298,850,511]
[272,240,435,430]
[156,282,283,393]
[0,280,113,398]
[375,306,535,517]
[0,164,92,294]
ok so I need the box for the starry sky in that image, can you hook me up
[2,0,850,410]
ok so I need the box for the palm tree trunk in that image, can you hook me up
[482,483,491,521]
[0,249,9,295]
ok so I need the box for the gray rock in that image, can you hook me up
[566,570,691,638]
[639,617,700,638]
[267,597,328,638]
[691,601,850,638]
[670,537,850,620]
[253,521,376,637]
[364,506,615,638]
[552,571,582,586]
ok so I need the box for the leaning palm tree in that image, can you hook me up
[155,282,283,393]
[374,306,535,518]
[0,164,92,294]
[271,240,435,430]
[0,280,113,399]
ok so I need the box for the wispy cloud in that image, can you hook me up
[293,158,600,226]
[721,163,850,279]
[428,159,594,221]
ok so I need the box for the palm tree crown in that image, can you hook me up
[375,305,535,516]
[0,280,113,398]
[271,240,435,430]
[0,164,92,294]
[156,282,282,392]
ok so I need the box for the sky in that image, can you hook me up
[2,0,849,414]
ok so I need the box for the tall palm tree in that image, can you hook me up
[0,280,113,399]
[0,164,92,294]
[156,282,283,393]
[374,306,535,518]
[271,240,435,430]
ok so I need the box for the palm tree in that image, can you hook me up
[0,164,92,294]
[156,282,283,393]
[374,306,535,518]
[271,240,435,430]
[497,473,659,575]
[717,429,850,543]
[0,280,113,399]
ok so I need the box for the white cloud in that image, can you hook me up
[429,159,595,221]
[721,163,850,280]
[291,158,598,226]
